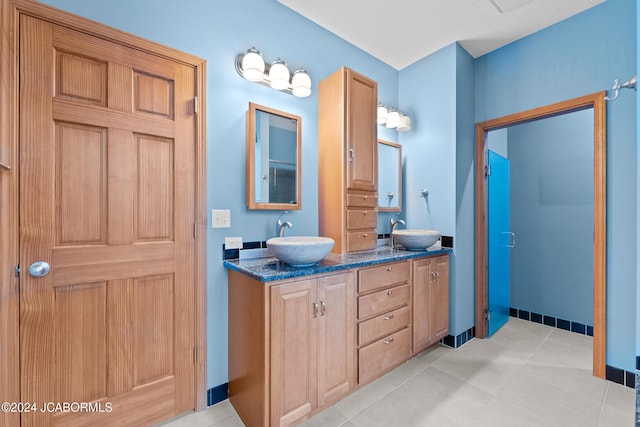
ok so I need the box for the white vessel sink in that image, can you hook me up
[392,229,441,251]
[267,236,335,267]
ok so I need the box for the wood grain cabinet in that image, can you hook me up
[228,270,356,427]
[356,261,412,384]
[412,255,450,354]
[318,67,378,253]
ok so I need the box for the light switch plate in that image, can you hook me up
[212,209,231,228]
[225,237,243,249]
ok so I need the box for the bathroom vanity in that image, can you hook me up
[225,247,450,427]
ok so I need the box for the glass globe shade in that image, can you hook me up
[377,105,388,125]
[386,111,400,128]
[269,60,290,90]
[241,49,265,82]
[291,70,311,97]
[397,115,411,132]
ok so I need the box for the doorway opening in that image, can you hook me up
[475,92,607,378]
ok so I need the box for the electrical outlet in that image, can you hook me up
[212,209,231,228]
[224,237,243,249]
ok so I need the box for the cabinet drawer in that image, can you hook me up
[347,209,377,230]
[358,283,410,320]
[346,192,377,208]
[358,305,410,347]
[358,327,411,384]
[346,230,377,252]
[358,261,410,294]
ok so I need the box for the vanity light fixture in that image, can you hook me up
[235,47,312,98]
[377,103,411,132]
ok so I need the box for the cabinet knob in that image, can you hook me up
[383,337,395,345]
[362,195,368,200]
[387,266,392,271]
[384,313,394,320]
[363,233,368,238]
[386,290,393,296]
[363,211,368,215]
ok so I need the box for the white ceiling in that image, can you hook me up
[277,0,605,70]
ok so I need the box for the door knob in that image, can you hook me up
[28,261,50,277]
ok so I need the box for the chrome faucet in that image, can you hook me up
[276,211,293,237]
[390,213,405,247]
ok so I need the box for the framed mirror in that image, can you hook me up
[246,102,302,210]
[377,139,402,212]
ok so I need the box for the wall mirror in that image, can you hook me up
[377,139,402,212]
[246,102,302,210]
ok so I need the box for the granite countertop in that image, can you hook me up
[223,245,452,282]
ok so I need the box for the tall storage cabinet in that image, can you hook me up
[318,67,378,253]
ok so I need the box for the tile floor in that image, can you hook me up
[159,318,635,427]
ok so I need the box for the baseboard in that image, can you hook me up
[207,383,229,406]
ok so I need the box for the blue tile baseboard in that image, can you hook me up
[605,365,636,389]
[510,307,593,337]
[207,383,229,406]
[441,326,475,349]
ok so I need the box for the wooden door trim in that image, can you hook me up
[0,0,19,425]
[0,0,207,418]
[474,92,607,378]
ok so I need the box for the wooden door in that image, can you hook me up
[345,69,377,192]
[271,279,318,427]
[317,272,356,407]
[19,14,196,426]
[429,256,450,342]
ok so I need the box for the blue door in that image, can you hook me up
[488,150,511,337]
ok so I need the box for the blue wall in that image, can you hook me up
[476,0,637,371]
[38,0,638,385]
[508,111,594,325]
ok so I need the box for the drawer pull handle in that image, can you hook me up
[312,301,318,318]
[384,313,394,320]
[386,290,393,296]
[383,337,395,345]
[387,266,392,271]
[320,299,326,317]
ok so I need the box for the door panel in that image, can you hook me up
[487,150,511,337]
[20,14,196,426]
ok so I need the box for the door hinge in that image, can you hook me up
[484,309,491,322]
[485,164,492,178]
[194,96,198,114]
[193,222,198,239]
[15,264,20,278]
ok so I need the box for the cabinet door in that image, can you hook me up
[271,279,318,427]
[345,69,377,191]
[429,256,450,341]
[317,272,356,407]
[412,258,433,353]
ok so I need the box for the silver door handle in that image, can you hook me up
[348,148,355,163]
[28,261,50,277]
[504,232,515,248]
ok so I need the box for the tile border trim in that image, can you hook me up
[207,382,229,406]
[441,326,475,349]
[510,307,593,336]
